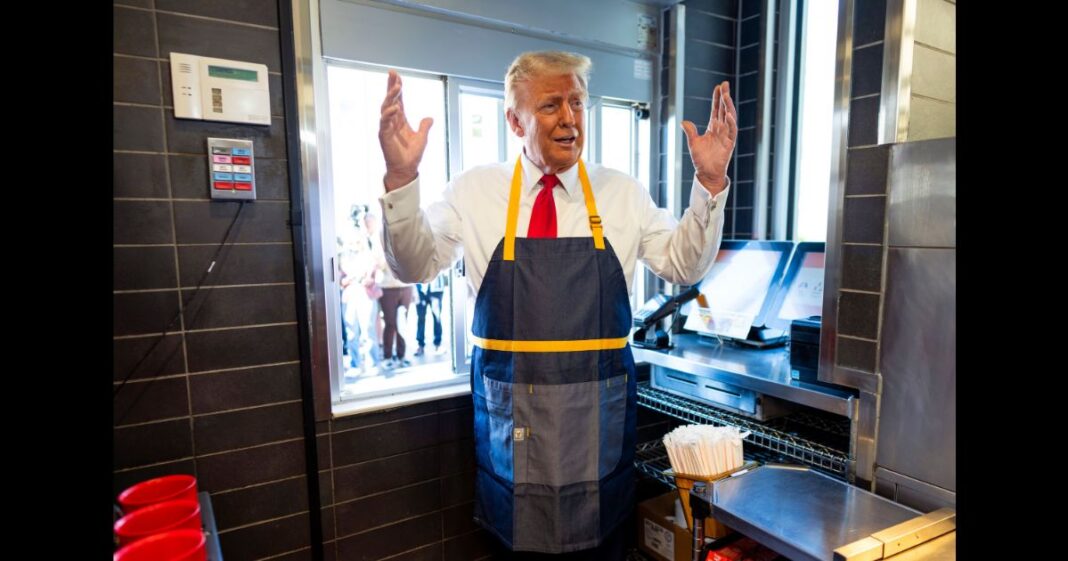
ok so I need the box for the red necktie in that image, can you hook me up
[528,174,560,238]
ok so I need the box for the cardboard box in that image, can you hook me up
[637,491,692,561]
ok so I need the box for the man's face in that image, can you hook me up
[507,73,586,174]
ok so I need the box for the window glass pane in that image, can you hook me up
[326,65,458,400]
[461,93,502,170]
[600,104,634,174]
[796,0,837,242]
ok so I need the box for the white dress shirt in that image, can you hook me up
[380,151,730,297]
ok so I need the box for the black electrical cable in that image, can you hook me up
[113,201,247,401]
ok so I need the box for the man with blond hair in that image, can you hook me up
[377,51,737,559]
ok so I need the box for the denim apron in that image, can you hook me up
[471,157,637,553]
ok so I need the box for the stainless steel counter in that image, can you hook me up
[632,334,856,417]
[695,465,953,561]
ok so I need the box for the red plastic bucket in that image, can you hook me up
[114,499,202,545]
[113,529,206,561]
[118,475,198,512]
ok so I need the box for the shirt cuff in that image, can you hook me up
[690,174,730,224]
[379,176,421,224]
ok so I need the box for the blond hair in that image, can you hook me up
[504,51,592,110]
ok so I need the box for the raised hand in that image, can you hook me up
[681,81,738,195]
[379,70,434,192]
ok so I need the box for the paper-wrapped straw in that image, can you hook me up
[662,424,750,477]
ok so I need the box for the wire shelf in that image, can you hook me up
[635,439,676,487]
[637,382,850,480]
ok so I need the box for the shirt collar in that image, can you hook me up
[519,150,581,202]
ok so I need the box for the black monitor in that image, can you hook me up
[764,242,826,331]
[681,240,793,342]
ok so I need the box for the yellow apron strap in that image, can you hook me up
[470,335,629,353]
[504,157,605,261]
[503,157,524,261]
[577,160,605,250]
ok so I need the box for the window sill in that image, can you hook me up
[332,363,470,418]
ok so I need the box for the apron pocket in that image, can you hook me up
[479,378,515,482]
[515,380,600,486]
[598,374,628,478]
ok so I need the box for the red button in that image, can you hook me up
[232,156,251,165]
[213,181,234,190]
[234,182,253,191]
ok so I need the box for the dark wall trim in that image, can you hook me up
[279,0,323,559]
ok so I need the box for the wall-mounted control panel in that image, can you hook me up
[208,138,256,201]
[170,52,270,125]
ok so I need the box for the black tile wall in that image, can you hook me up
[851,44,884,98]
[114,377,190,425]
[741,0,761,20]
[837,336,878,373]
[687,10,735,44]
[334,480,441,537]
[113,290,180,336]
[172,201,293,244]
[741,14,760,46]
[846,145,890,195]
[841,244,883,292]
[156,0,281,28]
[685,68,732,99]
[739,71,758,101]
[834,0,892,381]
[217,513,311,561]
[847,95,880,147]
[739,44,759,73]
[842,196,886,244]
[114,153,169,198]
[331,446,441,503]
[734,155,754,182]
[197,439,307,492]
[114,56,161,105]
[114,418,193,470]
[443,529,501,561]
[336,513,442,561]
[331,413,441,467]
[184,323,299,371]
[734,180,754,207]
[177,244,295,286]
[737,100,756,129]
[687,0,737,18]
[114,105,165,152]
[114,2,315,559]
[114,246,177,290]
[114,200,173,244]
[854,0,888,46]
[189,363,302,414]
[395,544,445,561]
[686,40,735,75]
[180,284,297,330]
[737,128,755,155]
[193,401,304,454]
[212,477,310,531]
[114,7,157,57]
[838,291,881,340]
[114,334,186,381]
